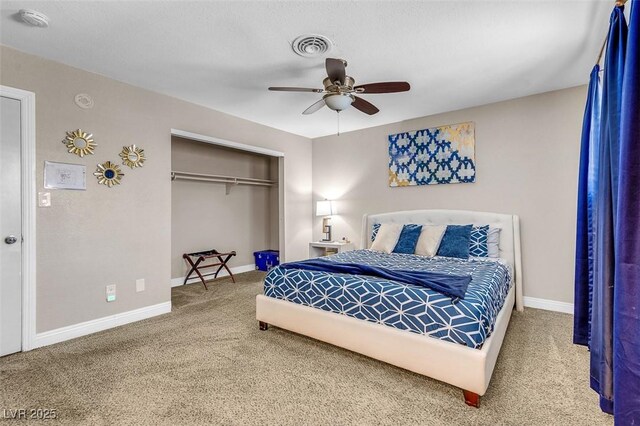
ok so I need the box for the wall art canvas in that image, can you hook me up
[388,122,475,187]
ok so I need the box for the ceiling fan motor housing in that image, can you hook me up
[323,76,355,92]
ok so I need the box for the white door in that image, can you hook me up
[0,96,22,356]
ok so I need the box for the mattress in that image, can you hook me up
[263,250,512,349]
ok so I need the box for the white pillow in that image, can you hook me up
[487,227,501,258]
[415,225,447,257]
[370,224,402,253]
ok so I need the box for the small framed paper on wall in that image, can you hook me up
[44,161,86,190]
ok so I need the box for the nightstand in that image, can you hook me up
[309,241,354,258]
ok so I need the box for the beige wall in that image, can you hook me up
[0,46,312,333]
[312,86,587,304]
[0,42,584,335]
[171,137,279,278]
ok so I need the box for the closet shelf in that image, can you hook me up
[171,171,277,195]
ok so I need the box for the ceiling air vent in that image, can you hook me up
[292,34,333,57]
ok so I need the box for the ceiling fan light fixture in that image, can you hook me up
[324,94,354,112]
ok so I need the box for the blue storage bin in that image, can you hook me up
[254,250,280,271]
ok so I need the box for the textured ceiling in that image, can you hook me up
[0,1,612,138]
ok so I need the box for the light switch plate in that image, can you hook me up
[136,279,145,293]
[38,192,51,207]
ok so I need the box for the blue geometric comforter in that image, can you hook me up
[263,250,512,349]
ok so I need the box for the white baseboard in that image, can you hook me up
[171,263,256,287]
[523,296,574,314]
[33,301,172,349]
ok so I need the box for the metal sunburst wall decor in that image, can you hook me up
[119,144,146,168]
[94,161,124,187]
[63,129,97,157]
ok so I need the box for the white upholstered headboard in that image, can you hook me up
[361,209,523,311]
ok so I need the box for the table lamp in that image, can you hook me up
[316,200,335,242]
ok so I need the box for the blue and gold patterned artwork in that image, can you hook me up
[388,122,475,187]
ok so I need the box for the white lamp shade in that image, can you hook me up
[316,200,335,216]
[324,94,354,111]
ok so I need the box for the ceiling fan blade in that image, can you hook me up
[354,82,411,94]
[268,87,323,93]
[325,58,346,85]
[302,98,326,115]
[352,96,379,115]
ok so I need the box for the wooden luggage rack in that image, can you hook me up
[182,249,237,289]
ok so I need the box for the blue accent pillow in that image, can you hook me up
[437,225,473,259]
[469,225,489,257]
[371,223,381,242]
[392,224,423,254]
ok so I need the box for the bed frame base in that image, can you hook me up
[256,286,514,406]
[259,321,269,331]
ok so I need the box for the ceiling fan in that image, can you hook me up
[268,58,410,115]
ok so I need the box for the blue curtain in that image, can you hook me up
[573,64,601,346]
[591,5,627,414]
[614,1,640,422]
[574,3,639,422]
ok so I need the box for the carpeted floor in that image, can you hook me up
[1,271,612,425]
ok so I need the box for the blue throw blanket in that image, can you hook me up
[280,258,472,300]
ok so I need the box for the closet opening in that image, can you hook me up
[170,129,284,288]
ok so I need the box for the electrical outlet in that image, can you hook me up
[136,278,145,293]
[106,284,116,302]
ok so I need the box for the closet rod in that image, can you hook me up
[172,175,274,187]
[171,171,276,186]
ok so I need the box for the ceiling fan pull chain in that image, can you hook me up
[337,111,340,136]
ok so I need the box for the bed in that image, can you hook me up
[256,209,524,407]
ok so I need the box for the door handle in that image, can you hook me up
[4,235,18,245]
